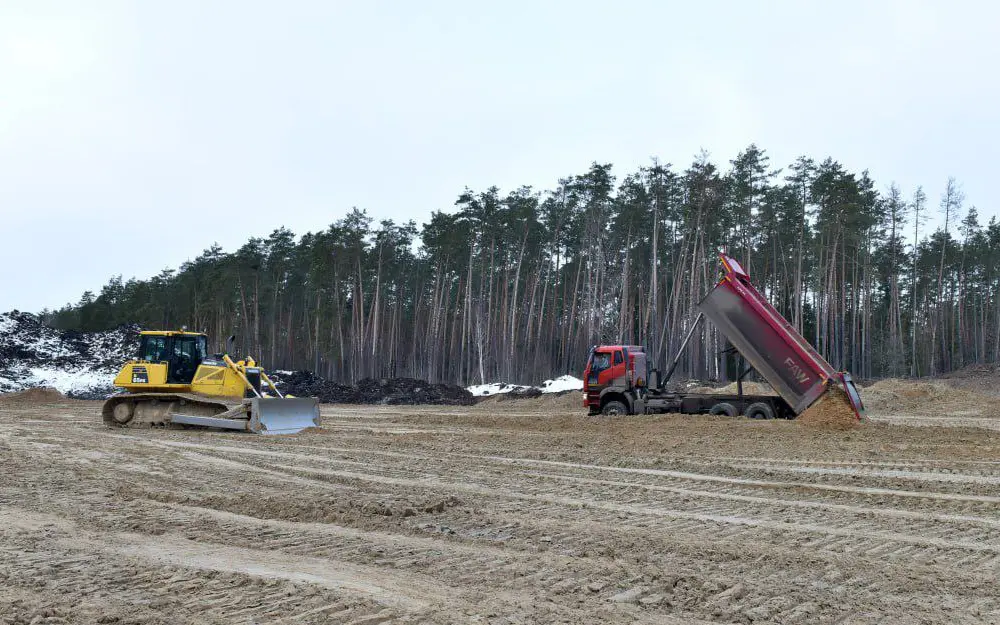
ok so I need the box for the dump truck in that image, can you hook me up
[583,253,865,420]
[102,330,320,434]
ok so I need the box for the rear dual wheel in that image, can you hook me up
[709,401,775,419]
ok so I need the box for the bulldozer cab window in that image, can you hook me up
[168,336,206,384]
[172,336,206,361]
[138,336,168,363]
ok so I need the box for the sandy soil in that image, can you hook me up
[1,394,999,624]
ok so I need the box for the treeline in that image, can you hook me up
[46,145,999,384]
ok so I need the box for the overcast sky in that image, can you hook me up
[1,0,997,313]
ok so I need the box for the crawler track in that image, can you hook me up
[101,392,239,428]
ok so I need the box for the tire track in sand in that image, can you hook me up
[0,507,451,622]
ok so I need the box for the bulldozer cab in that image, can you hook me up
[137,332,208,385]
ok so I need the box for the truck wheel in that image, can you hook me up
[709,402,737,417]
[746,402,775,420]
[601,401,628,416]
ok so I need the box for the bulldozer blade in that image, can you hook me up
[249,397,321,434]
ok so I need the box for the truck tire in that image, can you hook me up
[709,402,737,417]
[601,400,629,416]
[746,402,775,420]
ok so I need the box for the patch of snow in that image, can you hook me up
[25,367,112,395]
[467,375,583,397]
[538,375,583,393]
[0,311,138,399]
[467,382,532,397]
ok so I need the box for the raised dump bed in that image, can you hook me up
[699,254,864,419]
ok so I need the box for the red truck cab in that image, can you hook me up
[583,345,648,415]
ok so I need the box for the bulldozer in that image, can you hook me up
[102,330,320,434]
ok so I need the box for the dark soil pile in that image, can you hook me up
[270,371,474,406]
[356,377,474,405]
[269,371,357,402]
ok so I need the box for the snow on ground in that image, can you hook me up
[466,382,532,397]
[24,368,114,396]
[467,375,583,397]
[538,375,583,393]
[0,311,138,399]
[0,309,587,401]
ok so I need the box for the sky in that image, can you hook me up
[1,0,998,313]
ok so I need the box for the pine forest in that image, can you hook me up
[47,146,997,385]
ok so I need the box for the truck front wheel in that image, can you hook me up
[601,400,628,416]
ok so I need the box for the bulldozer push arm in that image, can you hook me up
[222,354,263,397]
[221,354,293,399]
[260,370,285,398]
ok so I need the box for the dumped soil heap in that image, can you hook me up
[863,378,996,415]
[797,385,861,430]
[496,387,543,401]
[473,389,581,412]
[271,371,474,405]
[0,387,66,405]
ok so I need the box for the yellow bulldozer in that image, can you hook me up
[102,329,320,434]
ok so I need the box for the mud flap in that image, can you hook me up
[249,397,321,434]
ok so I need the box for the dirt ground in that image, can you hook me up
[2,392,1000,624]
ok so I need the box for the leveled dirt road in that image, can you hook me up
[1,396,999,624]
